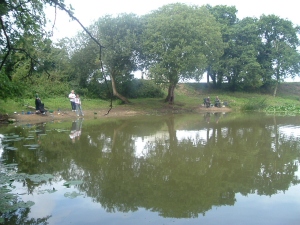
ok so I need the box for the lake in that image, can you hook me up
[0,112,300,225]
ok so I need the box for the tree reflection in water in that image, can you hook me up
[0,113,300,222]
[67,114,300,218]
[1,208,50,225]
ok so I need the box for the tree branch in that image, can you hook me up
[52,1,104,49]
[0,16,12,72]
[1,0,113,114]
[51,0,113,114]
[12,47,52,78]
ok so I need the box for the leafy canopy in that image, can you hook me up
[142,3,224,84]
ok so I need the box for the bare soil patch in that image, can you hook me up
[7,108,141,124]
[1,105,231,125]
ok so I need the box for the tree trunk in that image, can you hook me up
[165,83,176,104]
[207,66,216,87]
[110,74,130,103]
[206,72,210,85]
[273,70,280,97]
[273,81,278,97]
[216,72,223,88]
[112,121,130,149]
[165,116,178,146]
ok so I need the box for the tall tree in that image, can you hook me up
[0,0,68,99]
[89,14,142,103]
[0,0,106,100]
[224,17,262,91]
[257,15,300,96]
[205,4,238,87]
[142,3,223,104]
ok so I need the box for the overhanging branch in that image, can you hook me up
[51,0,113,115]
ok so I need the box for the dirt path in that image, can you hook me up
[8,108,141,124]
[2,105,232,125]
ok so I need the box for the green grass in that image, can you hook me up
[2,82,300,115]
[0,97,117,114]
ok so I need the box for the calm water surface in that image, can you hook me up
[0,112,300,225]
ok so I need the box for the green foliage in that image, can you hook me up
[265,104,300,113]
[22,76,71,99]
[204,6,300,92]
[240,98,267,111]
[93,14,142,102]
[257,15,300,90]
[205,5,238,86]
[1,1,300,103]
[143,4,223,83]
[0,0,73,100]
[88,81,113,99]
[77,79,164,100]
[221,17,263,91]
[0,71,22,100]
[142,3,224,103]
[121,79,164,98]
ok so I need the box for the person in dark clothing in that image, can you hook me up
[39,102,47,114]
[35,93,47,114]
[35,93,40,110]
[204,96,211,108]
[215,96,221,107]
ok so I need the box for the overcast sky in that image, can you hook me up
[47,0,300,40]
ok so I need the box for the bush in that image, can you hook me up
[80,79,164,100]
[240,97,267,111]
[121,79,164,98]
[22,76,71,99]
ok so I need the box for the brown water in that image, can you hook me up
[0,112,300,225]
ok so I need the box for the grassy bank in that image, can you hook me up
[1,82,300,115]
[0,97,114,114]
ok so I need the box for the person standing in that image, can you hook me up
[75,94,84,116]
[68,90,76,111]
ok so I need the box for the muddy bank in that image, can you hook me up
[1,106,232,125]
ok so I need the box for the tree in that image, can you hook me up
[142,3,223,104]
[0,0,69,99]
[83,14,140,103]
[257,15,300,96]
[67,35,101,94]
[0,0,106,100]
[223,17,262,91]
[205,4,238,87]
[21,40,73,97]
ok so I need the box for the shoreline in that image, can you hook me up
[2,106,232,125]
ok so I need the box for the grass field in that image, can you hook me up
[1,82,300,115]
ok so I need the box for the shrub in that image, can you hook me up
[240,98,267,111]
[121,79,164,98]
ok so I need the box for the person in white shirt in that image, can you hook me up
[75,94,84,116]
[68,90,76,111]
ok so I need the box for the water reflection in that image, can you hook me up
[69,118,83,143]
[0,113,300,224]
[203,112,223,124]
